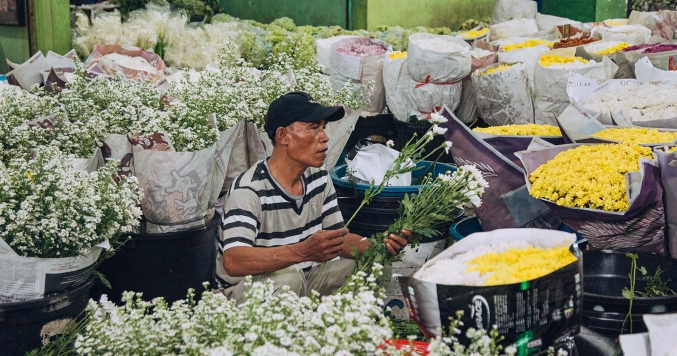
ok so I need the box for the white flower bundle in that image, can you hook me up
[583,82,677,122]
[0,147,141,258]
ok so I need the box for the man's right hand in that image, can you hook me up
[296,228,348,262]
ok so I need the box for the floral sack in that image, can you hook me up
[533,48,618,125]
[407,34,470,121]
[383,51,412,122]
[517,143,667,255]
[654,147,677,258]
[330,37,390,116]
[472,62,535,126]
[443,108,560,231]
[454,43,498,123]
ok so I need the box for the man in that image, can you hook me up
[216,91,411,303]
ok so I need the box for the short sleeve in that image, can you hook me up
[321,175,345,230]
[218,187,261,253]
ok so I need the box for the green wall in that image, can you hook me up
[361,0,496,31]
[542,0,626,22]
[220,0,349,27]
[219,0,496,30]
[0,25,30,74]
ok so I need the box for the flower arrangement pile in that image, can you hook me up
[552,36,599,49]
[591,127,677,144]
[591,41,630,55]
[0,147,141,258]
[459,27,489,39]
[419,242,576,286]
[528,144,653,211]
[336,39,388,57]
[539,54,589,69]
[501,39,552,52]
[473,124,561,136]
[0,47,365,159]
[477,64,513,76]
[582,83,677,122]
[389,51,408,60]
[414,37,468,52]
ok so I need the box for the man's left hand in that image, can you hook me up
[384,229,413,256]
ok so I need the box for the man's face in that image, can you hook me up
[285,120,329,168]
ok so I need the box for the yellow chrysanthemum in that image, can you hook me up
[478,64,513,76]
[389,51,407,60]
[462,28,489,39]
[593,42,630,55]
[502,39,553,52]
[539,54,588,67]
[591,127,677,144]
[529,144,653,211]
[473,124,561,136]
[466,245,577,286]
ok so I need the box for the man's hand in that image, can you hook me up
[385,229,413,256]
[297,228,348,262]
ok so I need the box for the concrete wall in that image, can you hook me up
[0,25,30,74]
[362,0,497,31]
[220,0,349,27]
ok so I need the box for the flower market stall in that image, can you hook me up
[4,0,677,355]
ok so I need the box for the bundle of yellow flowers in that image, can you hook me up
[539,54,589,67]
[477,63,513,76]
[605,19,628,26]
[529,144,653,211]
[461,27,489,39]
[466,245,577,286]
[591,127,677,144]
[473,124,561,136]
[502,39,553,52]
[593,42,630,55]
[389,51,407,60]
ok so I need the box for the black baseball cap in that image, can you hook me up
[264,91,345,140]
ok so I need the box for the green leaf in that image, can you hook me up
[622,288,634,300]
[639,266,647,276]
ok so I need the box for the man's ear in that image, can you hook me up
[275,126,288,145]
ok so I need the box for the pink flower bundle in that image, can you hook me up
[336,39,387,58]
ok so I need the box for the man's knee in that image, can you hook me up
[262,265,306,296]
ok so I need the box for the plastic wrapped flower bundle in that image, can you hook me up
[539,54,589,69]
[414,36,468,52]
[389,51,407,59]
[641,43,677,54]
[102,53,159,74]
[586,41,630,55]
[501,39,552,52]
[583,83,677,122]
[622,43,656,52]
[418,241,577,286]
[477,63,513,76]
[591,127,677,144]
[473,124,561,136]
[529,144,653,211]
[460,27,489,39]
[335,38,387,57]
[552,36,599,49]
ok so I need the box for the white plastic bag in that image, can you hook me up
[490,18,540,39]
[456,44,499,123]
[494,37,551,63]
[383,52,412,122]
[491,0,537,24]
[533,49,618,125]
[473,62,534,125]
[407,33,471,83]
[330,37,391,116]
[316,35,358,73]
[535,13,581,31]
[408,78,462,121]
[592,24,652,45]
[347,144,411,186]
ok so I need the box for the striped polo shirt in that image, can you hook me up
[215,159,344,288]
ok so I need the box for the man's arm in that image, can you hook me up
[223,228,348,277]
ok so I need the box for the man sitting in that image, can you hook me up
[216,92,411,303]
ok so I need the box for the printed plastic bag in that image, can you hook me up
[473,62,534,126]
[408,78,462,121]
[442,108,560,231]
[517,143,667,255]
[407,33,471,83]
[654,147,677,257]
[455,43,498,123]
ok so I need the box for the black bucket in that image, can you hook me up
[0,277,95,356]
[330,161,459,242]
[93,217,219,305]
[393,119,454,164]
[582,250,677,335]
